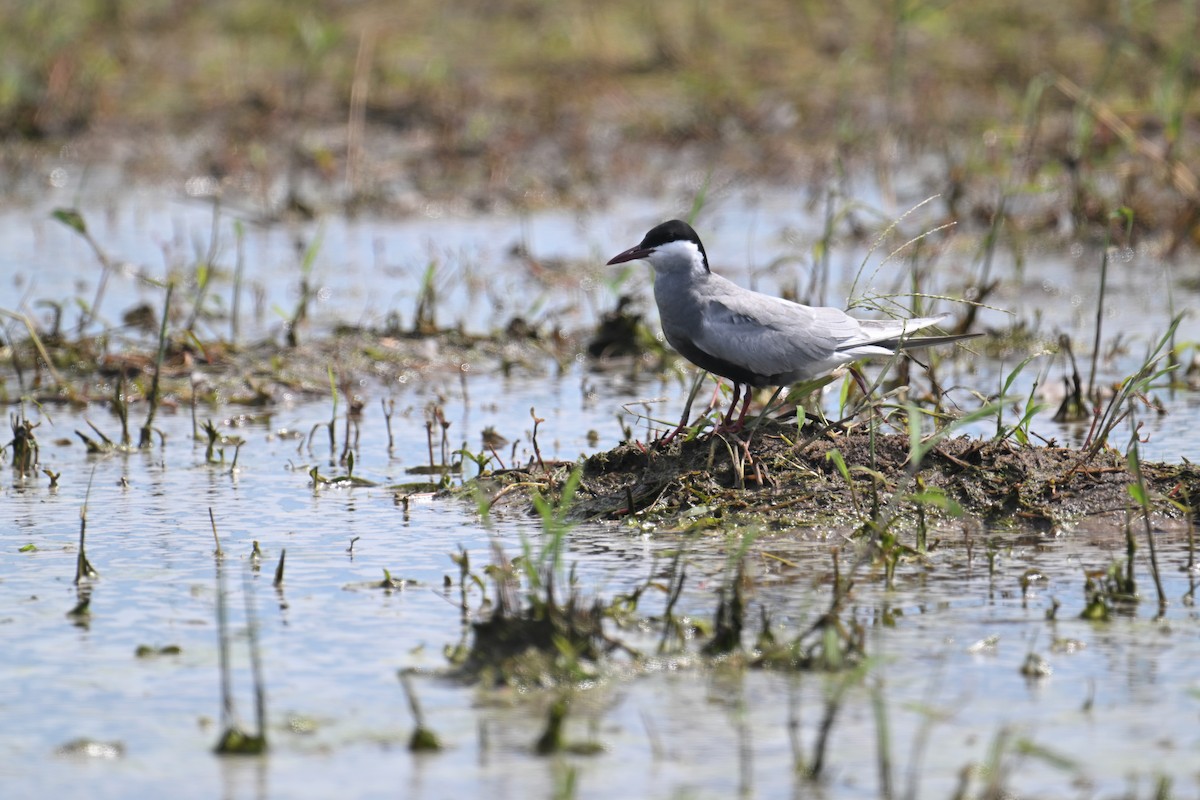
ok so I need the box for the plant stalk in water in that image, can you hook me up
[1126,420,1167,613]
[139,284,173,449]
[75,468,99,584]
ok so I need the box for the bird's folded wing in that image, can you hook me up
[690,295,861,379]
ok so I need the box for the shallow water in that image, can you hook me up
[5,378,1200,799]
[3,182,1200,798]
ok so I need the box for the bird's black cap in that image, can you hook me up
[607,219,709,270]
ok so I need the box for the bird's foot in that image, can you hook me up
[709,420,746,437]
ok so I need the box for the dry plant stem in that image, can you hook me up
[530,407,550,481]
[487,445,507,470]
[661,370,708,444]
[139,284,173,449]
[1052,334,1085,422]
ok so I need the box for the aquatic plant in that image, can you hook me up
[994,353,1050,446]
[1074,314,1182,467]
[284,229,324,348]
[8,412,39,476]
[309,366,340,457]
[1080,558,1137,622]
[137,284,173,450]
[453,466,624,686]
[413,260,440,336]
[74,471,99,586]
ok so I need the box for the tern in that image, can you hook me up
[606,219,979,433]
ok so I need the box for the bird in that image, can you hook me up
[606,219,979,434]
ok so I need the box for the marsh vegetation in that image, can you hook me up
[4,1,1200,798]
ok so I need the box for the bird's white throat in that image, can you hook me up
[648,239,708,275]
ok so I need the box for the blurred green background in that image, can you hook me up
[2,0,1197,235]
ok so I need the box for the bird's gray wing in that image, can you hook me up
[689,285,863,380]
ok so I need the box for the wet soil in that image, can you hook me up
[479,420,1200,530]
[5,322,575,410]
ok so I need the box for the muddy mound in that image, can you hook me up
[481,421,1200,529]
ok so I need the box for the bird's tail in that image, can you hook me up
[839,313,981,353]
[883,331,983,351]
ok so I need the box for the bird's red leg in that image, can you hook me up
[732,388,753,431]
[850,365,871,397]
[712,383,753,434]
[720,382,743,429]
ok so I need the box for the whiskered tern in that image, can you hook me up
[607,219,979,432]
